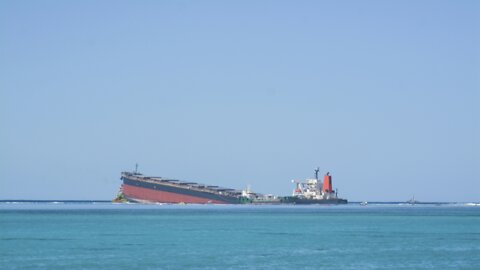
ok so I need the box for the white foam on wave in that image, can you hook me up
[464,203,480,206]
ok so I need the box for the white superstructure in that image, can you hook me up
[292,168,339,200]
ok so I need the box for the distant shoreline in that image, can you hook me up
[0,200,111,203]
[1,200,478,205]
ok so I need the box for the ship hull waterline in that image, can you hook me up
[289,198,348,205]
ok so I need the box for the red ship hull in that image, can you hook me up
[122,184,230,204]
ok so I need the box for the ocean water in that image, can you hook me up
[1,203,479,270]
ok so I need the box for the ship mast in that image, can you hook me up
[314,167,320,180]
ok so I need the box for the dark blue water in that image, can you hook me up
[1,203,479,270]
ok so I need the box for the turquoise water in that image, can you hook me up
[1,203,479,270]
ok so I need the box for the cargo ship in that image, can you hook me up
[118,169,246,204]
[115,166,346,204]
[282,168,348,204]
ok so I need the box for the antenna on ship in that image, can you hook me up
[314,167,320,180]
[134,163,138,174]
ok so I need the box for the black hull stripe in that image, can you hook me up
[122,177,240,204]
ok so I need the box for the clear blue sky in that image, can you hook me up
[1,0,479,201]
